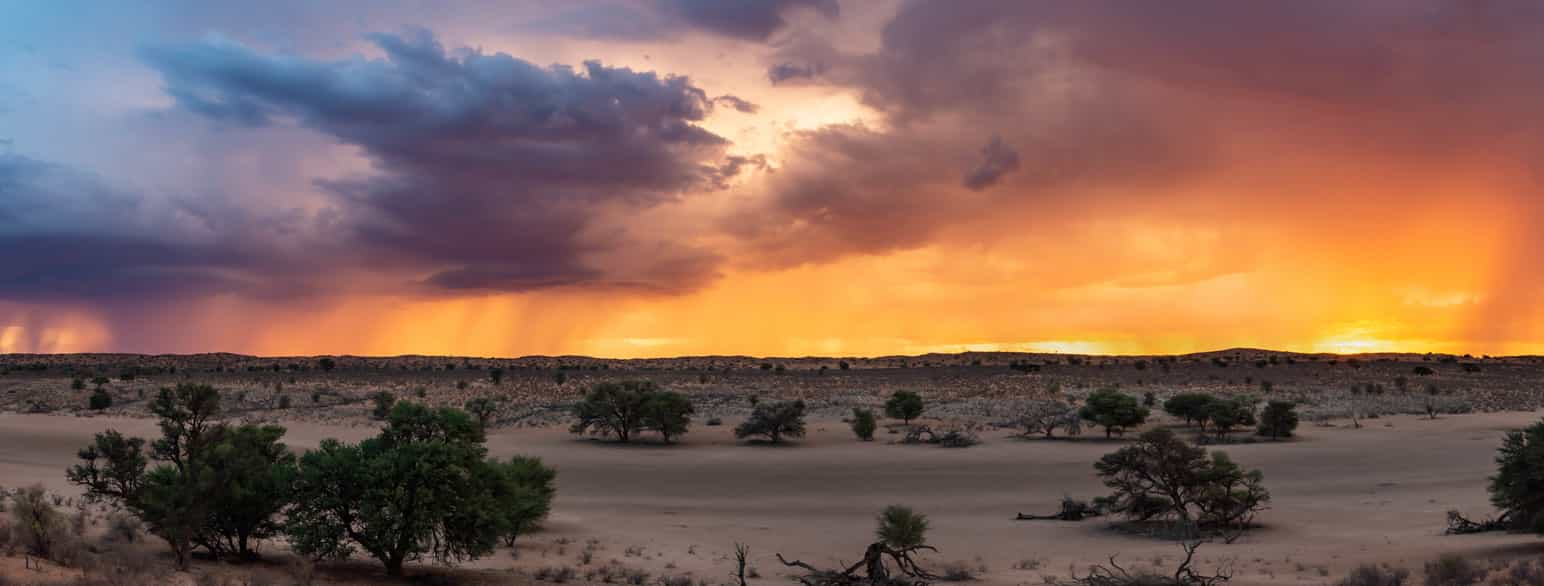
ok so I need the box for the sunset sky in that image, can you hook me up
[1,1,1541,357]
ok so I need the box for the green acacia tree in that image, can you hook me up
[1489,419,1544,533]
[1203,398,1256,440]
[465,397,498,436]
[735,400,807,444]
[1257,401,1299,440]
[490,456,557,546]
[640,390,694,443]
[68,384,294,568]
[570,381,693,443]
[1163,393,1217,429]
[570,380,656,442]
[1094,428,1270,537]
[1080,388,1149,438]
[884,391,925,425]
[201,424,296,559]
[286,402,517,576]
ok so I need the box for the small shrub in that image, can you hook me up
[939,560,979,581]
[851,408,877,441]
[1014,558,1044,571]
[876,505,928,549]
[88,388,112,411]
[10,484,62,559]
[935,428,980,448]
[535,565,579,583]
[1423,553,1484,586]
[371,391,396,420]
[658,575,693,586]
[1488,558,1544,586]
[104,512,143,544]
[1339,564,1410,586]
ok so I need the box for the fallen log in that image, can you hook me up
[1445,510,1514,535]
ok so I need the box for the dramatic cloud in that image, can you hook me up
[2,1,1541,355]
[0,154,294,301]
[743,0,1544,264]
[141,29,738,294]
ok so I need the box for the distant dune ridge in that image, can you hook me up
[2,348,1539,430]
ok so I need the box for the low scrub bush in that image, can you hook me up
[10,484,63,559]
[851,408,877,441]
[1423,553,1484,586]
[1338,564,1410,586]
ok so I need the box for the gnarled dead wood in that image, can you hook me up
[777,542,940,586]
[1058,541,1232,586]
[1445,510,1514,535]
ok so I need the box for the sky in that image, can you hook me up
[1,0,1542,358]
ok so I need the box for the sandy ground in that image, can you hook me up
[3,411,1544,585]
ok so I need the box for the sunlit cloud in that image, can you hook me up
[0,1,1540,357]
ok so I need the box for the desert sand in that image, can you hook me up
[3,409,1542,585]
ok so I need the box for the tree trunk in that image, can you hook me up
[173,539,190,571]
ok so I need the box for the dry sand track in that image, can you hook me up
[3,411,1543,584]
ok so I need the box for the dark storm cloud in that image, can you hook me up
[962,136,1019,191]
[660,0,838,41]
[541,0,838,42]
[766,62,825,84]
[0,154,284,301]
[141,29,739,294]
[743,0,1544,264]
